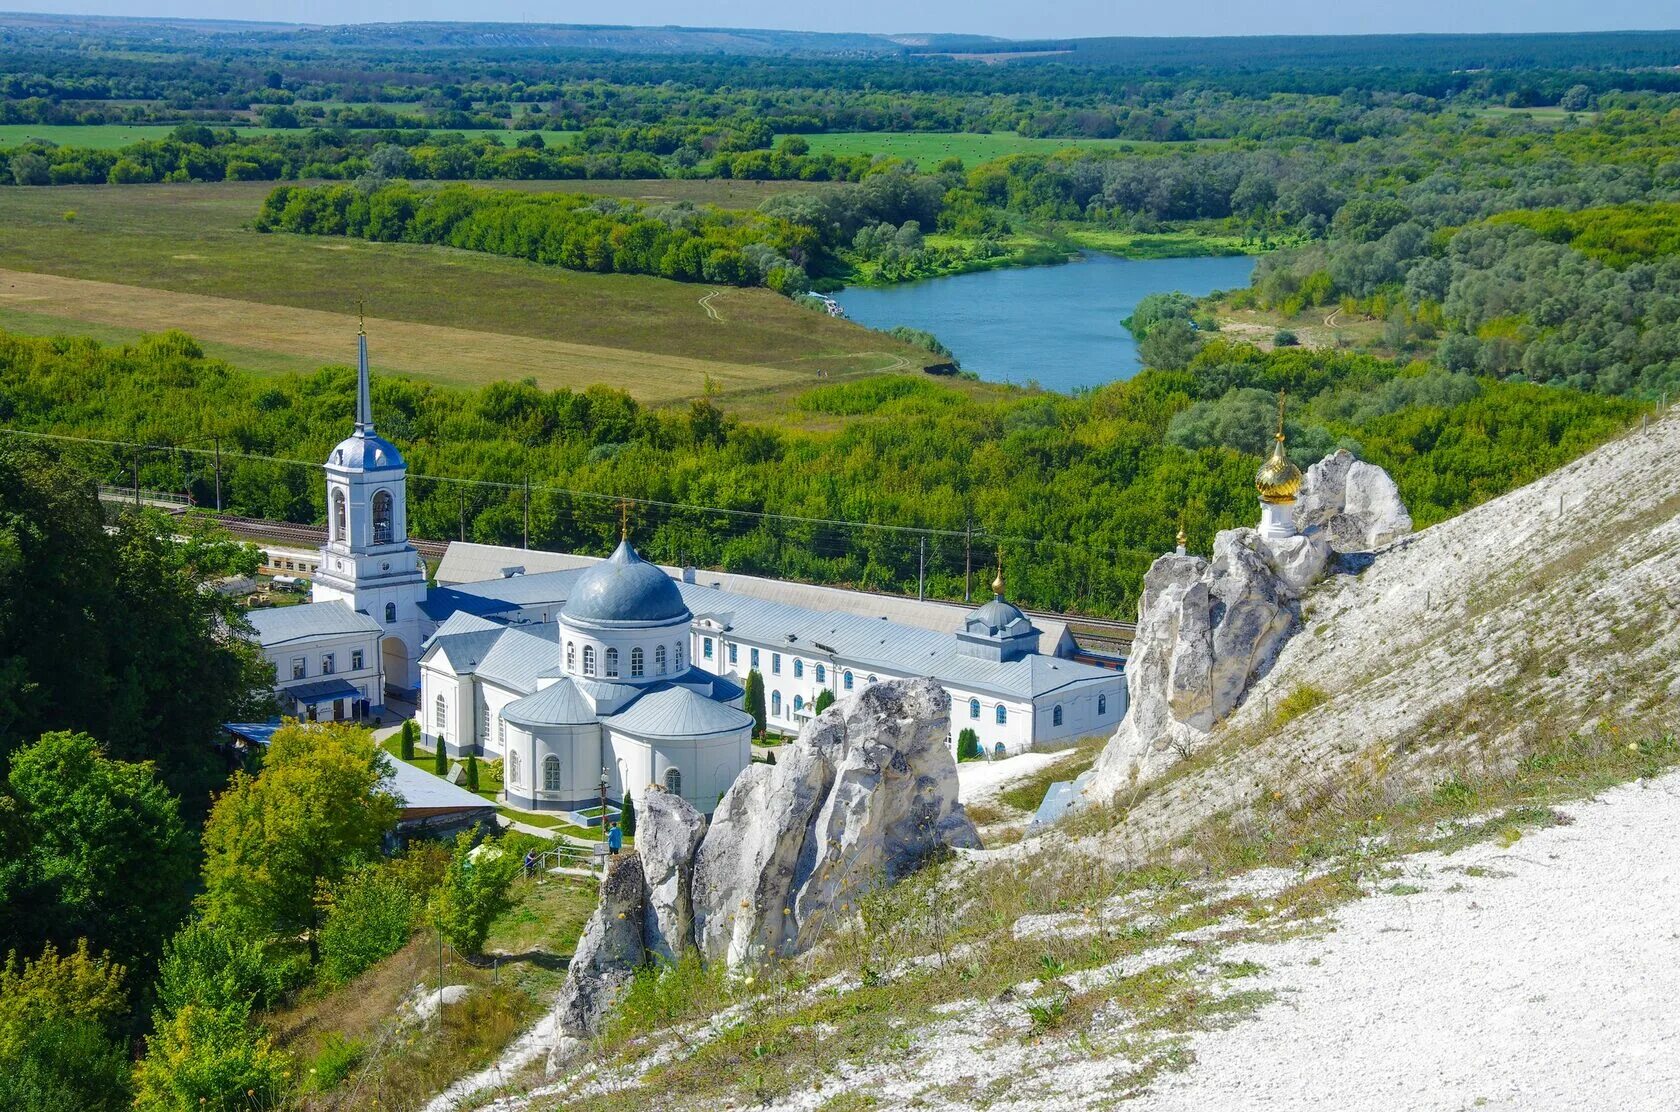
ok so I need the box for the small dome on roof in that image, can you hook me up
[968,597,1033,637]
[329,432,405,472]
[562,540,689,626]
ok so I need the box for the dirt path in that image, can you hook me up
[698,289,724,322]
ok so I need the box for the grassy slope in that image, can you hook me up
[0,181,934,403]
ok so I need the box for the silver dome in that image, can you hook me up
[561,540,690,626]
[327,431,405,472]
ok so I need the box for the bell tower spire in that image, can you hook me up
[355,301,373,434]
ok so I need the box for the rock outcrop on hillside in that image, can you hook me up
[550,677,978,1046]
[1294,449,1412,553]
[1084,452,1412,802]
[693,677,981,968]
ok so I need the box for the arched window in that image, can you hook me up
[434,694,447,731]
[508,749,520,787]
[815,664,826,684]
[793,694,804,712]
[605,648,619,678]
[543,755,561,792]
[969,698,980,720]
[372,490,393,544]
[385,602,396,624]
[1052,705,1063,727]
[995,705,1008,725]
[674,643,684,671]
[583,645,596,676]
[332,488,347,542]
[664,767,682,796]
[1098,694,1108,716]
[868,675,877,684]
[630,647,644,678]
[843,670,854,691]
[794,659,804,679]
[566,642,576,672]
[655,645,667,674]
[771,691,781,716]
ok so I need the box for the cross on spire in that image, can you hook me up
[354,301,374,434]
[1275,390,1287,442]
[992,544,1005,598]
[619,497,631,541]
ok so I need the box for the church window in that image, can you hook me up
[605,648,619,678]
[844,670,854,691]
[751,648,760,668]
[794,659,804,679]
[435,694,447,731]
[1052,705,1063,727]
[322,653,335,675]
[1098,694,1108,716]
[543,755,561,792]
[372,490,394,545]
[815,664,826,684]
[498,718,505,749]
[771,653,781,674]
[583,645,596,676]
[793,695,804,712]
[664,767,682,796]
[292,657,306,680]
[567,642,576,671]
[675,644,684,670]
[703,637,713,660]
[728,643,737,665]
[509,750,520,787]
[771,691,781,716]
[332,489,347,541]
[479,701,490,742]
[969,698,980,720]
[995,705,1008,726]
[351,649,364,670]
[630,647,644,678]
[385,602,396,624]
[655,645,667,674]
[868,675,877,684]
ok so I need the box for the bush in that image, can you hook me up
[0,1014,131,1112]
[1273,329,1300,347]
[465,752,479,793]
[306,1033,363,1092]
[156,920,286,1014]
[132,1002,290,1112]
[621,791,636,837]
[813,689,836,714]
[1272,683,1328,725]
[316,864,420,984]
[956,729,981,762]
[399,719,417,761]
[429,832,519,957]
[434,741,447,776]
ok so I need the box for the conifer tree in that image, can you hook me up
[433,740,447,777]
[399,719,417,762]
[465,752,479,793]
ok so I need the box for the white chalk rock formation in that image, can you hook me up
[1295,448,1413,552]
[691,677,981,970]
[638,788,707,964]
[555,853,646,1039]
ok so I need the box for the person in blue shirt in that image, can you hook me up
[607,821,623,855]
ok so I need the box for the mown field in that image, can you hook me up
[788,130,1220,163]
[0,180,932,402]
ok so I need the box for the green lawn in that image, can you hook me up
[1059,226,1265,259]
[788,131,1221,164]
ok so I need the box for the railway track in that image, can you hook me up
[201,512,451,560]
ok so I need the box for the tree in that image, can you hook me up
[465,752,479,793]
[154,920,284,1016]
[813,689,836,714]
[132,1001,290,1112]
[620,790,636,837]
[434,739,448,777]
[429,832,518,957]
[956,729,980,761]
[1136,316,1200,370]
[1,731,193,976]
[0,941,131,1112]
[742,669,766,738]
[315,864,420,984]
[198,722,398,957]
[399,719,417,761]
[9,151,48,186]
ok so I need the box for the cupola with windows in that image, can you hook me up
[957,551,1040,662]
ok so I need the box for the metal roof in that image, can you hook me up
[247,600,382,647]
[605,683,754,739]
[326,430,405,473]
[280,678,362,704]
[221,723,490,815]
[434,542,597,586]
[562,540,690,626]
[501,677,595,727]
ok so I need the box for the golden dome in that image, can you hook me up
[1254,392,1302,504]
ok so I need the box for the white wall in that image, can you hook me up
[265,629,385,714]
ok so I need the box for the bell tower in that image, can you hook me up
[311,316,429,696]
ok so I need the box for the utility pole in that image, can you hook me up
[459,488,466,541]
[212,435,223,512]
[917,535,926,601]
[523,475,531,548]
[133,447,142,507]
[963,518,973,603]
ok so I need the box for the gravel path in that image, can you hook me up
[1139,773,1680,1111]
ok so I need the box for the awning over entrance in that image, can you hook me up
[281,678,361,705]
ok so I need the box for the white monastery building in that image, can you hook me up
[247,329,1127,820]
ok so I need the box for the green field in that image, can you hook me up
[0,181,933,402]
[0,123,578,149]
[788,131,1219,164]
[1060,226,1267,259]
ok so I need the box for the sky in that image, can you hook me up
[7,0,1678,39]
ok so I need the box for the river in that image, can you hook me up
[833,252,1257,393]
